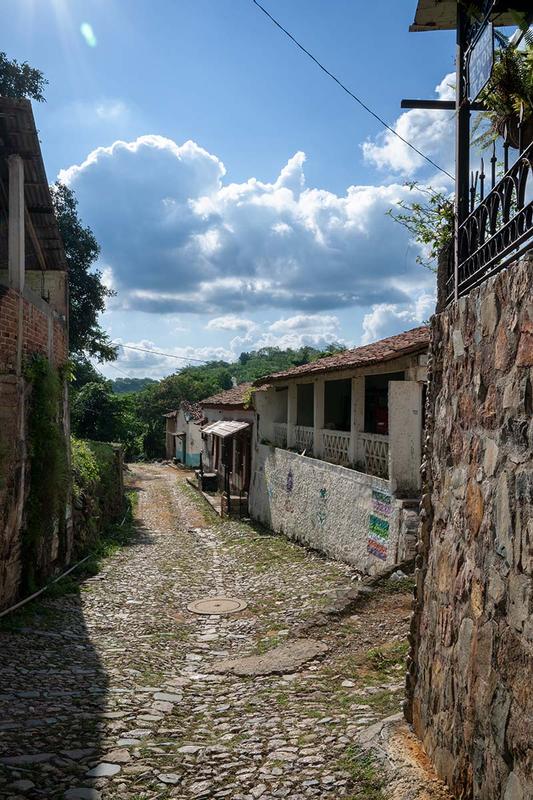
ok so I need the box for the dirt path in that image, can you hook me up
[0,464,425,800]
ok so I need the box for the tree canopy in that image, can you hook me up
[0,51,47,101]
[51,183,117,365]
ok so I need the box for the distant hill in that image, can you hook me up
[110,377,157,394]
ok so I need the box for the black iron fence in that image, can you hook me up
[445,139,533,304]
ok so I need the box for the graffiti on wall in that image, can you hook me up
[285,468,294,512]
[367,486,391,560]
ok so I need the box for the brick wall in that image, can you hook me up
[0,283,69,609]
[0,287,19,373]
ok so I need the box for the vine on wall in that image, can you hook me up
[22,355,69,592]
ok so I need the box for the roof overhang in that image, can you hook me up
[0,97,66,272]
[410,1,520,32]
[201,420,251,438]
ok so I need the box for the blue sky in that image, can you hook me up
[6,0,457,378]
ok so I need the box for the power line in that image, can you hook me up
[113,342,211,364]
[251,0,455,181]
[106,362,133,379]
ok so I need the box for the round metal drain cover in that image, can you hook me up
[187,597,247,615]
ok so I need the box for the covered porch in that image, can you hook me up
[258,363,426,494]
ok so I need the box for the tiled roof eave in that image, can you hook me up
[253,339,429,386]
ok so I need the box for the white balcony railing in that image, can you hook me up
[272,422,288,448]
[294,425,314,453]
[359,433,389,479]
[322,429,350,465]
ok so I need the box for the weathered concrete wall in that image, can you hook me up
[250,443,415,572]
[407,259,533,799]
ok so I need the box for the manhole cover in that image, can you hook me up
[187,597,247,615]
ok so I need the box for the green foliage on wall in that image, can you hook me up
[71,437,125,553]
[23,355,68,592]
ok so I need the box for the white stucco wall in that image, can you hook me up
[249,443,402,574]
[203,407,255,424]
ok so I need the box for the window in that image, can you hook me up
[296,383,314,427]
[364,372,404,435]
[324,378,351,431]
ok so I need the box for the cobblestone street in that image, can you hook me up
[0,464,418,800]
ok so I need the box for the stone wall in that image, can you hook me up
[250,443,416,572]
[406,259,532,799]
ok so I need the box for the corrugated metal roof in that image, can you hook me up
[201,420,251,438]
[254,326,430,385]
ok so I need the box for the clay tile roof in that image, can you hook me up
[200,382,253,408]
[179,400,204,422]
[254,326,430,385]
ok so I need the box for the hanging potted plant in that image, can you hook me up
[474,32,533,150]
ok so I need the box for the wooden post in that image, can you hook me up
[8,155,25,291]
[314,378,324,459]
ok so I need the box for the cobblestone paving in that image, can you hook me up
[0,464,413,800]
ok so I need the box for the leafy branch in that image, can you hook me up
[387,182,454,272]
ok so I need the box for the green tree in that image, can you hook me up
[135,365,233,457]
[0,51,47,101]
[387,182,454,272]
[51,183,118,365]
[71,382,123,443]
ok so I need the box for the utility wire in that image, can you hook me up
[252,0,455,181]
[113,342,211,364]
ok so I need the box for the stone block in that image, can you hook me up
[483,439,499,477]
[516,328,533,367]
[480,293,499,336]
[466,480,484,537]
[503,771,525,800]
[507,573,530,632]
[452,329,465,358]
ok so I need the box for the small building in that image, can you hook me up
[249,327,430,571]
[164,401,204,466]
[199,383,255,498]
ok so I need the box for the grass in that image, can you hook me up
[366,640,409,675]
[178,481,221,525]
[338,747,385,800]
[378,576,415,594]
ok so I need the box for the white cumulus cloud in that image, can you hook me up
[361,294,435,344]
[362,73,456,179]
[112,338,234,379]
[206,315,257,333]
[59,136,436,317]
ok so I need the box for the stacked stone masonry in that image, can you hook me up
[407,259,532,799]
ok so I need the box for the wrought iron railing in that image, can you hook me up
[446,140,533,303]
[322,429,350,465]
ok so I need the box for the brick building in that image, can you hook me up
[0,98,70,609]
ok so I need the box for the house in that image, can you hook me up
[199,382,255,499]
[249,327,430,571]
[164,401,204,466]
[0,98,70,609]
